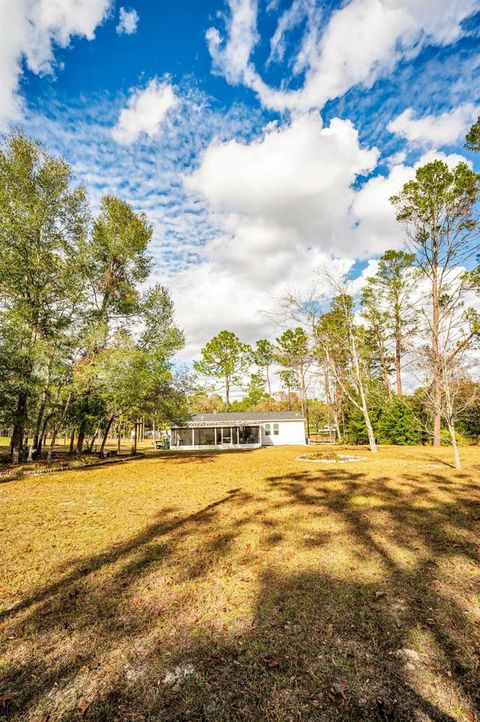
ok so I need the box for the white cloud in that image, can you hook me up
[0,0,111,128]
[351,149,472,251]
[186,114,379,259]
[206,0,258,85]
[267,0,318,65]
[207,0,480,112]
[177,115,474,361]
[116,6,139,35]
[388,103,479,147]
[112,79,178,144]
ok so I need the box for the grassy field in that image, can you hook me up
[1,445,479,722]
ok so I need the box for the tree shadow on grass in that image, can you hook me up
[1,465,479,721]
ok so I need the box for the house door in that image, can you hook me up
[221,427,235,444]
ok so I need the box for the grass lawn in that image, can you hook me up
[1,445,479,722]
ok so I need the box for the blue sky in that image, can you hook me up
[2,0,479,362]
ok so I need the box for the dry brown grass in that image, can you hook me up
[1,445,479,722]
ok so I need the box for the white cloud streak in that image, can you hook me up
[388,103,479,147]
[0,0,111,128]
[206,0,480,112]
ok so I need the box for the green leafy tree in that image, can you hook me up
[375,397,421,445]
[86,195,152,330]
[73,196,153,453]
[465,115,480,153]
[194,330,251,409]
[189,392,226,413]
[316,294,377,453]
[391,159,479,458]
[276,327,312,426]
[253,339,275,408]
[85,285,185,455]
[231,372,269,411]
[457,382,480,440]
[0,133,88,462]
[360,286,393,397]
[364,250,417,397]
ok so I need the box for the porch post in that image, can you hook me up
[192,428,195,447]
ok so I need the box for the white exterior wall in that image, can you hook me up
[261,420,306,446]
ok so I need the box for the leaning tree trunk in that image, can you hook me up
[88,429,99,453]
[37,413,52,457]
[99,415,115,456]
[361,394,377,453]
[447,421,461,470]
[349,331,377,454]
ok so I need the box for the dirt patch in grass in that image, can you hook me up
[1,445,479,721]
[297,451,366,463]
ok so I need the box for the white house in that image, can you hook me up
[169,411,306,450]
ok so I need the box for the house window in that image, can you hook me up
[273,423,279,435]
[264,423,271,436]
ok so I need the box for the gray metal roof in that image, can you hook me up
[171,411,304,428]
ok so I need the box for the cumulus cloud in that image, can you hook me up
[186,114,379,259]
[112,79,178,144]
[0,0,111,128]
[388,103,479,147]
[116,6,139,35]
[206,0,480,112]
[176,115,474,361]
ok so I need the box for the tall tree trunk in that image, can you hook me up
[380,348,392,400]
[130,421,138,455]
[99,415,115,455]
[69,429,75,454]
[266,366,272,410]
[47,393,72,463]
[394,305,403,398]
[76,419,86,454]
[225,376,230,410]
[350,332,377,453]
[324,370,341,444]
[117,424,121,454]
[10,391,28,464]
[432,252,441,447]
[361,390,377,453]
[88,429,99,453]
[32,396,47,451]
[38,413,53,458]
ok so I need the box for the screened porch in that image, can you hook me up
[170,425,261,448]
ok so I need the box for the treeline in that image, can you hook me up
[0,133,189,463]
[194,117,480,469]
